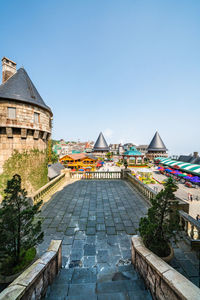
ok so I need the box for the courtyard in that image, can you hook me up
[39,180,152,299]
[39,180,149,263]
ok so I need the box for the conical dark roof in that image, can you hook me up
[0,68,52,114]
[147,131,167,151]
[93,132,109,151]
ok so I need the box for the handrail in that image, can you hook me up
[125,172,156,203]
[179,210,200,242]
[31,173,65,203]
[70,171,121,180]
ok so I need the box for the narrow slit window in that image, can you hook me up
[34,112,39,123]
[8,107,16,119]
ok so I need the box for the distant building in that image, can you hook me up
[59,153,97,170]
[178,152,200,165]
[123,146,144,165]
[92,132,110,157]
[146,131,168,160]
[109,143,123,155]
[0,57,52,173]
[123,143,135,152]
[136,145,148,155]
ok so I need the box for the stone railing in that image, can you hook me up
[31,173,65,203]
[70,171,122,180]
[179,210,200,247]
[124,171,156,203]
[124,171,189,213]
[0,240,62,300]
[131,236,200,300]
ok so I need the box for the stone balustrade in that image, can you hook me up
[179,210,200,247]
[70,171,122,180]
[124,170,156,203]
[0,240,62,300]
[31,173,65,203]
[124,171,189,214]
[131,236,200,300]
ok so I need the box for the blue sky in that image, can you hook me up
[1,0,200,155]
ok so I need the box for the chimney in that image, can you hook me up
[2,57,17,83]
[194,152,199,158]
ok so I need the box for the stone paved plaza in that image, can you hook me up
[39,180,149,264]
[39,180,153,299]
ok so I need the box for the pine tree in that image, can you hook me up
[0,174,43,270]
[139,177,179,257]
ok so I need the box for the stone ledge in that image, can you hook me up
[132,236,200,300]
[0,240,62,300]
[0,284,26,300]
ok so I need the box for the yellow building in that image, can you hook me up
[59,153,97,171]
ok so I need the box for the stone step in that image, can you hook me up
[44,265,152,299]
[96,279,146,294]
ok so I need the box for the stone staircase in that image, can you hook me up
[44,264,152,300]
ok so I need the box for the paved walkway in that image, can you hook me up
[39,180,152,299]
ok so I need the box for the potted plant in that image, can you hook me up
[0,174,43,282]
[139,177,179,261]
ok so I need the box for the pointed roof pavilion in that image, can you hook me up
[0,67,52,115]
[93,132,110,152]
[147,131,167,152]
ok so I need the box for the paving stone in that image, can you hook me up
[48,283,69,298]
[73,240,85,249]
[97,250,109,263]
[70,248,84,260]
[178,259,199,277]
[65,228,76,235]
[62,245,72,256]
[74,231,86,240]
[68,283,96,296]
[62,236,74,245]
[83,256,97,268]
[84,244,96,256]
[86,227,96,235]
[86,236,96,244]
[107,227,116,235]
[97,292,129,300]
[96,224,106,231]
[72,268,97,283]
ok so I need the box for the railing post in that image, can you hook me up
[190,224,194,239]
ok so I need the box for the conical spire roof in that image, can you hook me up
[0,68,52,114]
[147,131,167,151]
[93,132,109,151]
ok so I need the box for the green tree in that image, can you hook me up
[106,152,112,160]
[123,158,128,169]
[139,177,179,257]
[0,174,43,272]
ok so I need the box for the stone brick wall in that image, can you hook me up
[131,236,200,300]
[0,100,52,173]
[0,240,62,300]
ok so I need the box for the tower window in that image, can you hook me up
[34,112,39,123]
[8,107,16,119]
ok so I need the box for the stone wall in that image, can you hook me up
[131,236,200,300]
[0,240,62,300]
[0,100,52,173]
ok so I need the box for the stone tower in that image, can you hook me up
[92,132,109,157]
[146,131,168,160]
[0,57,53,173]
